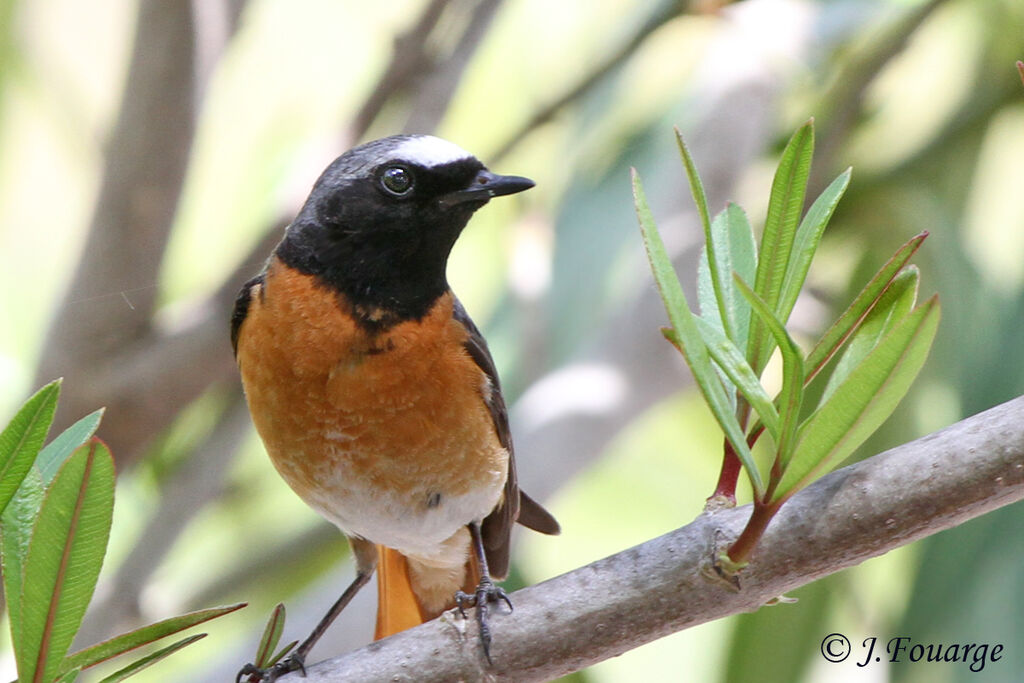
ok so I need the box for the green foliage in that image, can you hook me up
[633,120,940,558]
[253,603,296,670]
[17,441,115,683]
[633,171,763,497]
[747,122,814,376]
[0,382,244,682]
[62,605,247,674]
[92,634,206,683]
[0,380,60,517]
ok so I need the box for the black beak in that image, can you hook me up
[439,170,535,207]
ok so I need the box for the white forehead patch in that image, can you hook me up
[392,136,473,168]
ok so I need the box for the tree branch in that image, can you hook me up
[349,0,454,138]
[278,395,1024,682]
[811,0,949,195]
[401,0,505,134]
[490,0,687,162]
[36,0,197,449]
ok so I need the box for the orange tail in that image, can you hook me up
[374,545,481,640]
[374,546,426,639]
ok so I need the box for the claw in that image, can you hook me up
[234,653,305,683]
[455,576,513,664]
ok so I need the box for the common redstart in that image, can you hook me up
[232,135,559,681]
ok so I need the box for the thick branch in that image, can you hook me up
[281,395,1024,682]
[36,0,196,445]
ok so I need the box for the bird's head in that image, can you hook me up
[279,135,534,324]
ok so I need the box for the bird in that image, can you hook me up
[231,134,560,681]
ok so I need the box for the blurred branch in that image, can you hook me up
[282,395,1024,682]
[350,0,454,138]
[402,0,505,133]
[187,522,342,611]
[812,0,949,190]
[33,1,257,467]
[193,0,251,99]
[491,0,690,162]
[35,0,197,459]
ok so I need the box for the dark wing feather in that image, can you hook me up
[231,274,265,357]
[452,298,559,579]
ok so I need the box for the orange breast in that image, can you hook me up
[235,258,507,557]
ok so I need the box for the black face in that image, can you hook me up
[276,135,534,328]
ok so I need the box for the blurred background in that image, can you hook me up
[1,0,1023,681]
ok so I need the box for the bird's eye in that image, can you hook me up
[380,166,414,196]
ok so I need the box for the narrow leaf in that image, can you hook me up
[17,440,115,683]
[2,467,45,661]
[698,203,757,350]
[734,277,805,465]
[822,266,919,402]
[676,128,736,340]
[696,248,738,410]
[674,128,713,252]
[773,297,940,502]
[689,319,780,443]
[96,634,206,683]
[804,232,927,382]
[55,667,80,683]
[255,604,287,668]
[62,603,246,673]
[0,380,61,517]
[269,640,299,667]
[37,409,105,485]
[747,120,815,375]
[634,169,764,495]
[776,168,852,324]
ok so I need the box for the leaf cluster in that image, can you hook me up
[633,120,940,559]
[0,381,243,682]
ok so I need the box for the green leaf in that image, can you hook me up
[2,466,45,661]
[17,440,115,683]
[689,319,780,443]
[677,128,736,341]
[804,232,927,383]
[723,579,833,683]
[773,297,940,502]
[268,640,299,667]
[55,667,80,683]
[95,634,206,683]
[255,603,287,668]
[733,276,806,465]
[37,409,105,485]
[633,169,763,496]
[62,603,246,673]
[776,169,852,324]
[822,266,919,402]
[747,120,815,375]
[697,203,757,350]
[0,380,61,517]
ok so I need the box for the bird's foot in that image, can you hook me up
[235,653,306,683]
[455,576,512,663]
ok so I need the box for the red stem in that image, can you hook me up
[727,498,783,564]
[708,439,742,506]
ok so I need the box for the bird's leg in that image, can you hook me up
[236,537,377,682]
[455,521,511,664]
